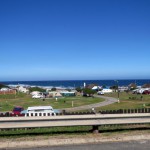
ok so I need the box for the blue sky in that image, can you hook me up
[0,0,150,81]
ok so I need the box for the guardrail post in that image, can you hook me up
[92,125,99,134]
[62,110,66,115]
[145,108,148,113]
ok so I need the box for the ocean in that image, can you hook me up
[1,79,150,89]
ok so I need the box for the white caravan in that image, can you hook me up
[25,106,56,117]
[102,88,113,93]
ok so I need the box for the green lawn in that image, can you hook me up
[0,94,104,111]
[96,92,150,111]
[0,92,150,112]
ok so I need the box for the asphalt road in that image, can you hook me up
[11,140,150,150]
[63,95,118,111]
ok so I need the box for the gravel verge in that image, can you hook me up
[0,131,150,149]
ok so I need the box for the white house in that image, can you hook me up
[48,91,62,97]
[18,86,29,93]
[92,86,102,90]
[0,88,9,91]
[31,91,41,96]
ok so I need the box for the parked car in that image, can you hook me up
[12,106,24,116]
[142,90,150,95]
[97,91,104,95]
[32,95,44,99]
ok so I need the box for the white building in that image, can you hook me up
[0,88,9,91]
[31,91,41,96]
[18,86,29,93]
[48,91,62,97]
[92,86,102,90]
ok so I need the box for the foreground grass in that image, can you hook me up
[0,125,149,139]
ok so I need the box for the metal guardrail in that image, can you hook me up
[0,113,150,131]
[0,108,150,117]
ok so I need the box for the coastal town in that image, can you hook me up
[0,82,150,114]
[1,0,150,148]
[1,82,150,98]
[0,81,150,149]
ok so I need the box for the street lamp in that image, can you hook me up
[115,80,120,103]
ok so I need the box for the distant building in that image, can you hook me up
[18,86,29,93]
[84,82,86,88]
[48,91,62,98]
[0,88,9,91]
[60,91,76,97]
[128,83,137,90]
[85,84,101,90]
[142,83,150,88]
[31,91,41,96]
[0,88,16,95]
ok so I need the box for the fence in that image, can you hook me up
[63,108,150,115]
[0,108,150,117]
[0,90,16,95]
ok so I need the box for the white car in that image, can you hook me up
[32,95,44,99]
[97,91,104,95]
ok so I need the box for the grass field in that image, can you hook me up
[96,92,150,111]
[0,91,150,112]
[0,93,104,112]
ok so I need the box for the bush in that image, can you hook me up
[29,87,46,92]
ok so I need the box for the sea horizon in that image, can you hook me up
[1,79,150,88]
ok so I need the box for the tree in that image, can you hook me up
[51,87,57,91]
[110,85,118,92]
[29,87,46,93]
[82,88,96,97]
[65,88,71,92]
[102,85,106,88]
[0,83,9,89]
[76,87,82,93]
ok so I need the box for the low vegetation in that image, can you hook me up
[0,83,9,89]
[0,124,149,138]
[29,87,46,93]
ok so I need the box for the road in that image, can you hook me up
[11,140,150,150]
[63,95,118,111]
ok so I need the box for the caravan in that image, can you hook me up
[25,106,56,117]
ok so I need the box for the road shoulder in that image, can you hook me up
[0,131,150,149]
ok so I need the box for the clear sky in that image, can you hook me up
[0,0,150,81]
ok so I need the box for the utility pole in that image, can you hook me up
[115,80,120,103]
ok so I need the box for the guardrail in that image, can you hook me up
[0,113,150,132]
[1,108,150,117]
